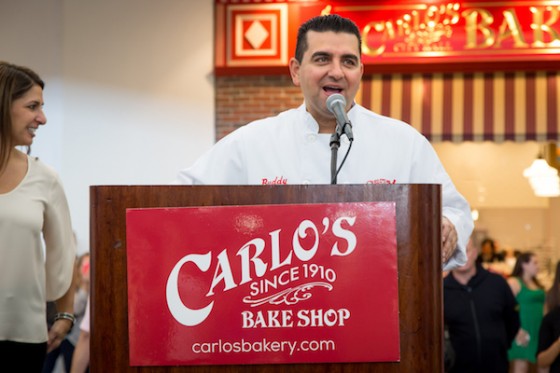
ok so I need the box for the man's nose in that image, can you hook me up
[328,61,344,79]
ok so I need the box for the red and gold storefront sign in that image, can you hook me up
[215,0,560,74]
[126,202,399,366]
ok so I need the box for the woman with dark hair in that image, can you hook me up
[0,61,76,372]
[477,237,503,264]
[536,261,560,372]
[507,252,547,373]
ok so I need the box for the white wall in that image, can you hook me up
[433,141,548,209]
[0,0,215,254]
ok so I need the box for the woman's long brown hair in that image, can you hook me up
[511,251,544,289]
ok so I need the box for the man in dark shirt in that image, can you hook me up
[444,238,520,373]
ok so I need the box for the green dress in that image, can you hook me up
[507,278,545,362]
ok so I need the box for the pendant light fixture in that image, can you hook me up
[523,153,560,197]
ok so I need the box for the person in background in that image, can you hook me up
[175,14,473,271]
[477,237,503,265]
[0,61,76,371]
[545,261,560,314]
[444,237,519,373]
[484,243,517,278]
[507,251,547,373]
[502,246,519,276]
[536,261,560,372]
[43,252,90,372]
[70,296,90,373]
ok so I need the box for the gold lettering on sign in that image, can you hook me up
[357,2,560,55]
[531,6,560,47]
[463,6,560,49]
[462,8,495,49]
[362,3,460,56]
[495,9,529,48]
[362,21,393,56]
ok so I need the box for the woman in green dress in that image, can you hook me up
[507,251,547,373]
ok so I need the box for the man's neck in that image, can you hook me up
[315,117,337,134]
[309,101,355,134]
[451,266,477,286]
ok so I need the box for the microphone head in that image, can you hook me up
[326,93,346,114]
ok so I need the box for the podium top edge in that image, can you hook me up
[89,183,441,188]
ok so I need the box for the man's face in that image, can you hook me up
[289,30,363,131]
[455,239,478,274]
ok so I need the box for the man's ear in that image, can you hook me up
[288,58,301,86]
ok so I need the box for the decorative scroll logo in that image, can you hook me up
[243,282,333,307]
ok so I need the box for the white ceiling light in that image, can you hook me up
[471,209,479,221]
[523,156,560,197]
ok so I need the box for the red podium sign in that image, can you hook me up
[126,202,399,366]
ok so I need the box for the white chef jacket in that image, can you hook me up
[176,103,473,270]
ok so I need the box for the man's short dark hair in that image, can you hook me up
[294,14,362,63]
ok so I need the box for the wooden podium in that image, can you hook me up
[90,184,443,372]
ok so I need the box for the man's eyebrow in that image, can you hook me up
[310,51,359,61]
[310,51,331,59]
[342,53,359,61]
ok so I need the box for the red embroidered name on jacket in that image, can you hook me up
[261,176,288,185]
[367,178,397,184]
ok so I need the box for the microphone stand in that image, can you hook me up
[329,126,342,185]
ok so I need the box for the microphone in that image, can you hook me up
[326,93,354,141]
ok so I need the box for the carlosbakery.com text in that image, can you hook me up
[192,337,336,356]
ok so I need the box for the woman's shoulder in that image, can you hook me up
[26,156,67,194]
[507,276,522,292]
[28,156,60,180]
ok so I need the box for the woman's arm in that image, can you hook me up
[537,337,560,367]
[47,282,75,352]
[507,277,521,296]
[70,329,90,373]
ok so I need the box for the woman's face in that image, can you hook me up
[80,255,90,282]
[481,242,493,256]
[10,84,46,146]
[522,255,539,276]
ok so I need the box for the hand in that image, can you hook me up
[46,319,72,353]
[442,217,458,264]
[515,329,530,347]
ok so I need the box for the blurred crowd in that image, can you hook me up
[444,236,560,373]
